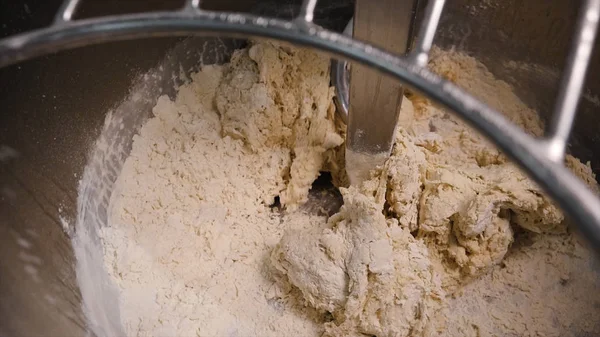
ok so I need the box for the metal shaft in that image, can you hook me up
[346,0,416,184]
[545,0,600,162]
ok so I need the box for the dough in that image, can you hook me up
[94,41,600,337]
[216,42,343,207]
[272,174,445,337]
[270,47,600,335]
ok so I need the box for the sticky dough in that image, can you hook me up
[101,41,600,337]
[272,176,445,337]
[272,47,599,335]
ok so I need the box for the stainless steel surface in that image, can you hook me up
[345,0,415,184]
[546,0,600,162]
[411,0,446,67]
[331,19,352,123]
[334,0,446,117]
[2,0,600,336]
[55,0,81,23]
[299,0,319,22]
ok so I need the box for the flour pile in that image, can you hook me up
[97,41,600,336]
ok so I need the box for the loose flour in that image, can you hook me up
[93,41,600,336]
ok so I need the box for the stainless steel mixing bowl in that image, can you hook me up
[1,0,599,336]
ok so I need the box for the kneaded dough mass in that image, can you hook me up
[98,41,600,337]
[272,177,445,337]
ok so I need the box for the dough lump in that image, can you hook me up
[272,175,445,337]
[384,50,566,284]
[216,42,343,207]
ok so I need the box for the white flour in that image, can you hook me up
[81,42,600,336]
[100,42,340,336]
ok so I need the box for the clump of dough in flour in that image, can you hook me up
[382,49,565,286]
[272,172,445,337]
[216,42,343,206]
